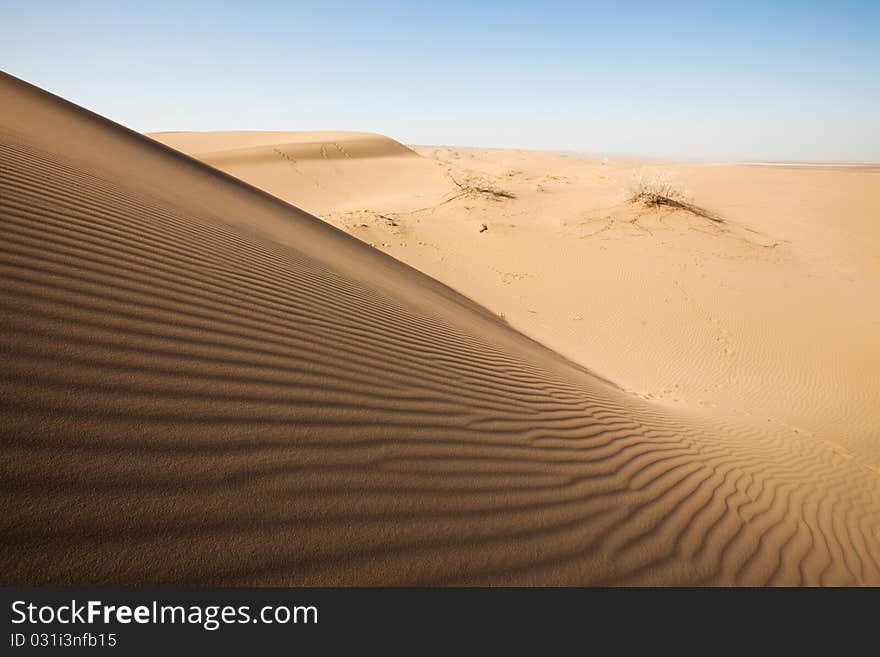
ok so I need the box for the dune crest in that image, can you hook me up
[3,72,880,585]
[153,130,419,161]
[149,130,447,218]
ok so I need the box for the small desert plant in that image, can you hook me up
[629,170,722,222]
[449,174,516,200]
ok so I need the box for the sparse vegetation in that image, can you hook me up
[376,213,398,227]
[629,170,723,223]
[449,174,516,200]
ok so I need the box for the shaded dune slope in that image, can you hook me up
[2,73,879,585]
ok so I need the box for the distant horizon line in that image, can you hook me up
[143,129,880,167]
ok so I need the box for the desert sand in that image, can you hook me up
[3,71,880,585]
[152,131,880,466]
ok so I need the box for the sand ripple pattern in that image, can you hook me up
[2,87,879,585]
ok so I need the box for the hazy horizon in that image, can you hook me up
[3,0,878,162]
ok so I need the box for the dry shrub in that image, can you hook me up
[629,170,722,222]
[450,174,516,200]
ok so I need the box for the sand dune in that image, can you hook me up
[153,130,418,159]
[151,130,448,219]
[3,71,880,585]
[151,132,880,466]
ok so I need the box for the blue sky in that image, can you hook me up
[2,1,878,161]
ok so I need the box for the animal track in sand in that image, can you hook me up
[498,271,530,285]
[333,142,353,158]
[272,147,320,187]
[327,209,405,236]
